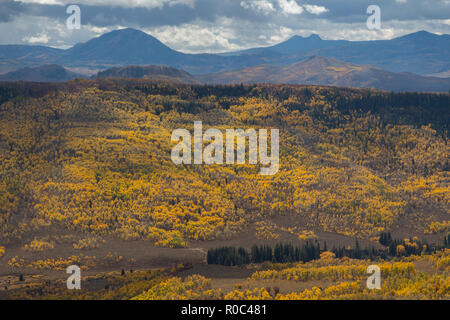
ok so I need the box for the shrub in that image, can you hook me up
[23,239,54,252]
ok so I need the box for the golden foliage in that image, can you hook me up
[0,81,448,245]
[132,253,448,300]
[132,275,212,300]
[23,239,54,252]
[425,221,450,234]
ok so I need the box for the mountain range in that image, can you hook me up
[1,58,450,92]
[1,28,449,75]
[0,28,449,91]
[223,31,450,76]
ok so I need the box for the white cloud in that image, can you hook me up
[304,5,328,15]
[166,0,196,8]
[15,0,195,9]
[148,18,242,53]
[278,0,304,15]
[3,0,450,54]
[269,26,294,43]
[22,32,50,44]
[240,0,276,15]
[16,0,63,4]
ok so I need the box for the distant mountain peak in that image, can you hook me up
[90,27,162,44]
[307,34,322,40]
[397,30,439,40]
[105,28,155,38]
[63,27,180,66]
[288,33,322,42]
[113,27,141,33]
[410,30,433,36]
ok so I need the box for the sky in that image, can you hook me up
[0,0,449,53]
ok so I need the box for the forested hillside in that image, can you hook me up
[0,79,448,248]
[95,65,200,84]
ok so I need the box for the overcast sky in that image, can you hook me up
[1,0,449,53]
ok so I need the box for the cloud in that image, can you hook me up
[17,0,62,4]
[149,18,243,53]
[241,1,328,16]
[240,0,276,15]
[22,32,50,43]
[278,0,303,15]
[304,4,328,15]
[16,0,196,9]
[0,0,23,22]
[0,0,449,53]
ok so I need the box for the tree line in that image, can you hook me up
[207,234,450,266]
[207,241,322,266]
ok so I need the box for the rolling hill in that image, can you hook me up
[0,45,64,74]
[0,64,85,82]
[95,65,200,84]
[196,56,450,92]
